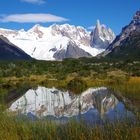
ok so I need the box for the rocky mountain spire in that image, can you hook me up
[133,10,140,23]
[96,19,101,33]
[90,20,115,49]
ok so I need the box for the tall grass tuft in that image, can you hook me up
[0,112,139,140]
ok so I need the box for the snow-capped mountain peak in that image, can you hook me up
[0,22,115,60]
[90,20,115,49]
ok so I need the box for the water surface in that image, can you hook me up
[8,86,134,123]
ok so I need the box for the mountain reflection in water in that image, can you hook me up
[9,87,134,123]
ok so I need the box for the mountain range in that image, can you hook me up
[0,10,140,61]
[0,21,115,60]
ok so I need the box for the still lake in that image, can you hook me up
[7,86,134,124]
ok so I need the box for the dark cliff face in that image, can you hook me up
[102,11,140,59]
[107,29,140,59]
[53,41,91,60]
[0,35,31,60]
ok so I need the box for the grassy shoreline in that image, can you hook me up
[1,76,140,102]
[0,113,139,140]
[0,71,140,140]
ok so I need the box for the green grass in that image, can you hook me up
[0,113,139,140]
[0,77,140,140]
[106,77,140,110]
[0,59,140,140]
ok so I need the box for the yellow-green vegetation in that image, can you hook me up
[0,113,139,140]
[1,74,140,106]
[0,59,140,140]
[0,76,139,140]
[116,77,140,99]
[107,77,140,109]
[67,78,87,94]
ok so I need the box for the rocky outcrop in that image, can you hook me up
[53,41,91,60]
[101,10,140,58]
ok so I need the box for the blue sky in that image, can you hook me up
[0,0,140,34]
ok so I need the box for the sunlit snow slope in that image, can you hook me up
[0,21,115,60]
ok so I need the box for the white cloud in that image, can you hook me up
[87,26,95,30]
[0,13,69,23]
[21,0,46,5]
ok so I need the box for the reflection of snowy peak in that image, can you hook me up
[0,22,115,60]
[9,87,119,118]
